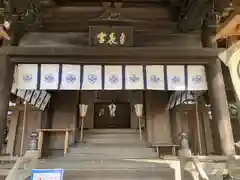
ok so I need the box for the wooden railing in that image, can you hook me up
[37,128,73,157]
[5,150,40,180]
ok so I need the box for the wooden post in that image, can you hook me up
[37,131,43,157]
[0,56,13,152]
[64,130,69,156]
[207,59,236,156]
[20,102,28,156]
[6,98,20,155]
[199,97,214,154]
[71,115,77,144]
[80,117,84,142]
[138,117,142,140]
[195,99,203,155]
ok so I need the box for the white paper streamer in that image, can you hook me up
[25,90,34,102]
[35,91,47,108]
[30,90,41,105]
[40,93,51,111]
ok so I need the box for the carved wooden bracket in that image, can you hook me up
[98,1,123,20]
[177,0,209,32]
[213,14,240,41]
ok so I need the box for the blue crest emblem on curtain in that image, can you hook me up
[44,74,55,83]
[192,75,202,84]
[66,74,76,84]
[88,74,97,84]
[172,76,180,84]
[23,74,33,83]
[129,74,140,83]
[109,74,118,84]
[150,75,160,83]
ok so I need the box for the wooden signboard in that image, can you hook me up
[89,26,134,47]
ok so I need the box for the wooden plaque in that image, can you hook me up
[89,26,134,47]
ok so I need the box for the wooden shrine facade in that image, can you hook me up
[0,44,235,156]
[0,0,238,156]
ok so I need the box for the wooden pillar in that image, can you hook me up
[207,59,236,156]
[199,97,214,154]
[0,56,13,151]
[171,109,182,144]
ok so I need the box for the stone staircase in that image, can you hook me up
[0,129,230,180]
[68,129,156,159]
[38,129,180,180]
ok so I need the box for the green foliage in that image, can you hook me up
[8,1,41,46]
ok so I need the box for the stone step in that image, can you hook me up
[40,159,169,170]
[36,159,197,180]
[82,129,145,146]
[69,146,155,154]
[82,138,146,146]
[84,134,141,141]
[66,153,157,159]
[75,142,147,148]
[67,152,157,159]
[61,169,176,180]
[84,129,138,134]
[85,133,139,138]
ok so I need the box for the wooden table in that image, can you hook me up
[152,144,179,157]
[36,129,73,157]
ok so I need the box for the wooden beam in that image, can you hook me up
[3,47,223,64]
[43,6,170,20]
[8,105,38,111]
[6,47,222,57]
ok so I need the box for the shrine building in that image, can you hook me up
[0,0,239,157]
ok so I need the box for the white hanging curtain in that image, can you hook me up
[40,64,59,90]
[125,65,144,90]
[17,64,38,89]
[146,65,165,90]
[82,65,102,90]
[166,65,186,91]
[104,65,122,90]
[187,65,208,90]
[13,64,209,91]
[60,64,81,90]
